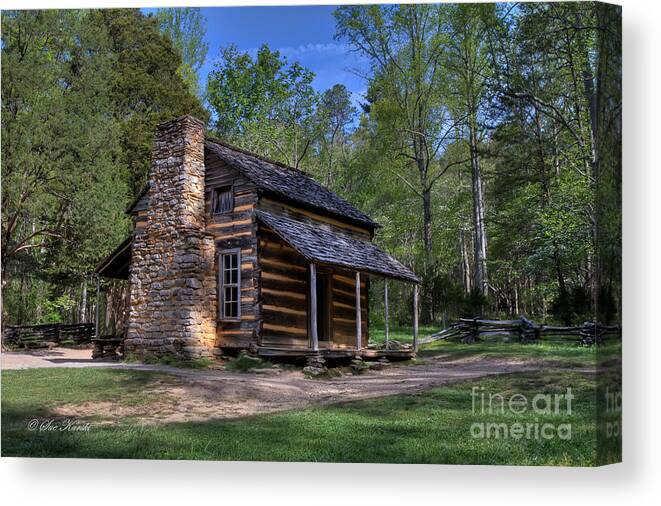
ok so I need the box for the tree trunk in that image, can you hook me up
[583,60,599,318]
[422,186,433,258]
[514,283,520,315]
[469,114,488,296]
[459,228,472,293]
[415,143,434,323]
[79,277,88,323]
[553,245,572,325]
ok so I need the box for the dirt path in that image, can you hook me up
[2,348,577,425]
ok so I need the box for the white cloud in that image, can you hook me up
[278,42,350,58]
[243,42,350,60]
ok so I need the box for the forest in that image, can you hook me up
[1,3,621,330]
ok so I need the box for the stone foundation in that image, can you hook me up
[125,116,216,359]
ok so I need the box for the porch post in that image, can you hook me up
[95,275,101,338]
[413,284,419,352]
[309,263,319,352]
[384,279,389,345]
[355,271,362,350]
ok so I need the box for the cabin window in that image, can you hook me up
[219,249,241,320]
[212,186,234,215]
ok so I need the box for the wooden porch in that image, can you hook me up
[255,345,415,360]
[257,262,419,361]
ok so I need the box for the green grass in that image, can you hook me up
[224,353,273,372]
[370,323,620,368]
[1,366,611,465]
[0,368,169,427]
[423,340,600,367]
[124,353,215,369]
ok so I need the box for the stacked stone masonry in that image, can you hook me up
[125,116,217,358]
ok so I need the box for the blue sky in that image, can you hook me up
[146,6,370,107]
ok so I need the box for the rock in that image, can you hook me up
[303,365,328,377]
[350,357,370,374]
[304,354,328,377]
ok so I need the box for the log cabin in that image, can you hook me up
[95,115,420,361]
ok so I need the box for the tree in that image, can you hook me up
[443,3,502,298]
[1,5,621,329]
[594,4,622,324]
[336,5,465,262]
[2,9,208,326]
[2,11,126,280]
[497,3,602,314]
[314,84,356,188]
[336,4,469,321]
[89,9,208,195]
[207,44,318,169]
[155,7,209,97]
[1,10,130,324]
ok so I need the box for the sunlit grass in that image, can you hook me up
[370,323,620,368]
[1,367,614,465]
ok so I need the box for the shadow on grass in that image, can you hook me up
[2,368,601,465]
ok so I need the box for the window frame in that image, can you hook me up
[218,248,241,321]
[211,185,234,216]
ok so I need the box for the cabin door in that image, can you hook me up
[315,271,332,343]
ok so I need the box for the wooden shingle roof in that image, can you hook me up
[205,139,378,229]
[256,209,419,283]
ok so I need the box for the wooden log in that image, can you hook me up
[261,275,308,294]
[413,284,419,352]
[261,288,306,302]
[310,263,319,352]
[262,323,308,337]
[384,279,389,344]
[459,318,521,327]
[259,257,307,273]
[261,308,307,328]
[261,271,306,285]
[332,287,367,305]
[421,317,620,347]
[333,273,366,288]
[355,271,362,350]
[95,276,101,338]
[262,304,306,316]
[260,336,310,347]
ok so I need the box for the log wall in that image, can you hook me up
[258,227,310,348]
[205,151,260,350]
[257,226,370,350]
[257,197,371,349]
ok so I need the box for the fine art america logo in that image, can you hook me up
[470,386,574,441]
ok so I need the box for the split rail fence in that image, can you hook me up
[420,317,621,346]
[3,323,95,348]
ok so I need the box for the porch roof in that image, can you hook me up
[255,209,420,283]
[95,235,131,279]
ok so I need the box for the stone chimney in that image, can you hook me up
[125,115,216,359]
